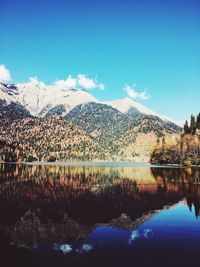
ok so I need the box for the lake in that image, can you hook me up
[0,163,200,267]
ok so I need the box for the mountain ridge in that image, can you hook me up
[0,81,182,162]
[0,81,181,126]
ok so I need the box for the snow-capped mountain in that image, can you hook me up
[104,97,157,115]
[0,82,19,105]
[0,81,182,162]
[105,97,183,127]
[0,81,182,126]
[0,81,96,117]
[17,84,96,117]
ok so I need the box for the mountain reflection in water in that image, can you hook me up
[0,163,200,267]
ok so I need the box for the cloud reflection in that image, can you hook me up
[54,243,72,254]
[76,243,93,254]
[128,228,153,244]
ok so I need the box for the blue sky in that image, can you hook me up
[0,0,200,121]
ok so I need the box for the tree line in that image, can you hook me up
[184,113,200,135]
[150,112,200,166]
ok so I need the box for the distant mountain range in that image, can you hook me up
[0,81,182,162]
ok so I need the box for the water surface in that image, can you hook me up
[0,163,200,267]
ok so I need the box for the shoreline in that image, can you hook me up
[1,161,199,168]
[1,161,151,167]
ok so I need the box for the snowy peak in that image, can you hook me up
[105,97,183,127]
[0,81,96,117]
[0,82,182,127]
[17,82,47,116]
[40,87,96,117]
[0,82,18,96]
[105,97,157,116]
[0,82,19,105]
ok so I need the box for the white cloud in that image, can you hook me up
[17,76,46,89]
[124,85,150,100]
[0,67,151,100]
[77,74,104,90]
[0,65,11,82]
[0,65,104,91]
[54,74,105,90]
[98,83,105,90]
[54,75,77,89]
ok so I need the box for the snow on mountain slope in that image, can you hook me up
[16,79,97,116]
[0,81,182,127]
[104,97,157,116]
[105,97,183,127]
[0,82,21,110]
[0,81,96,117]
[0,82,19,105]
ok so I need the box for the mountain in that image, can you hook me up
[105,97,183,126]
[65,102,181,161]
[109,113,181,161]
[0,100,30,120]
[65,102,130,145]
[0,81,181,126]
[0,83,30,121]
[0,116,111,162]
[105,97,157,115]
[0,81,96,117]
[0,81,182,162]
[0,82,19,103]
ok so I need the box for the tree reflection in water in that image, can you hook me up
[0,164,200,227]
[0,164,200,267]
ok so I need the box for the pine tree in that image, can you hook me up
[162,136,166,150]
[184,120,190,134]
[196,113,200,130]
[190,115,196,135]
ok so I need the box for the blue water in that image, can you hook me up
[32,201,200,267]
[0,164,200,267]
[75,201,200,250]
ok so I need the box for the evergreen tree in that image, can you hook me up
[190,114,196,135]
[162,136,166,149]
[196,113,200,130]
[184,120,190,134]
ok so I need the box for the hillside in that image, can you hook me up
[0,100,30,120]
[66,103,181,161]
[65,102,131,144]
[108,114,181,161]
[0,116,111,162]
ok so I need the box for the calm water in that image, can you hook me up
[0,163,200,267]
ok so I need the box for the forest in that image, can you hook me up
[150,113,200,166]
